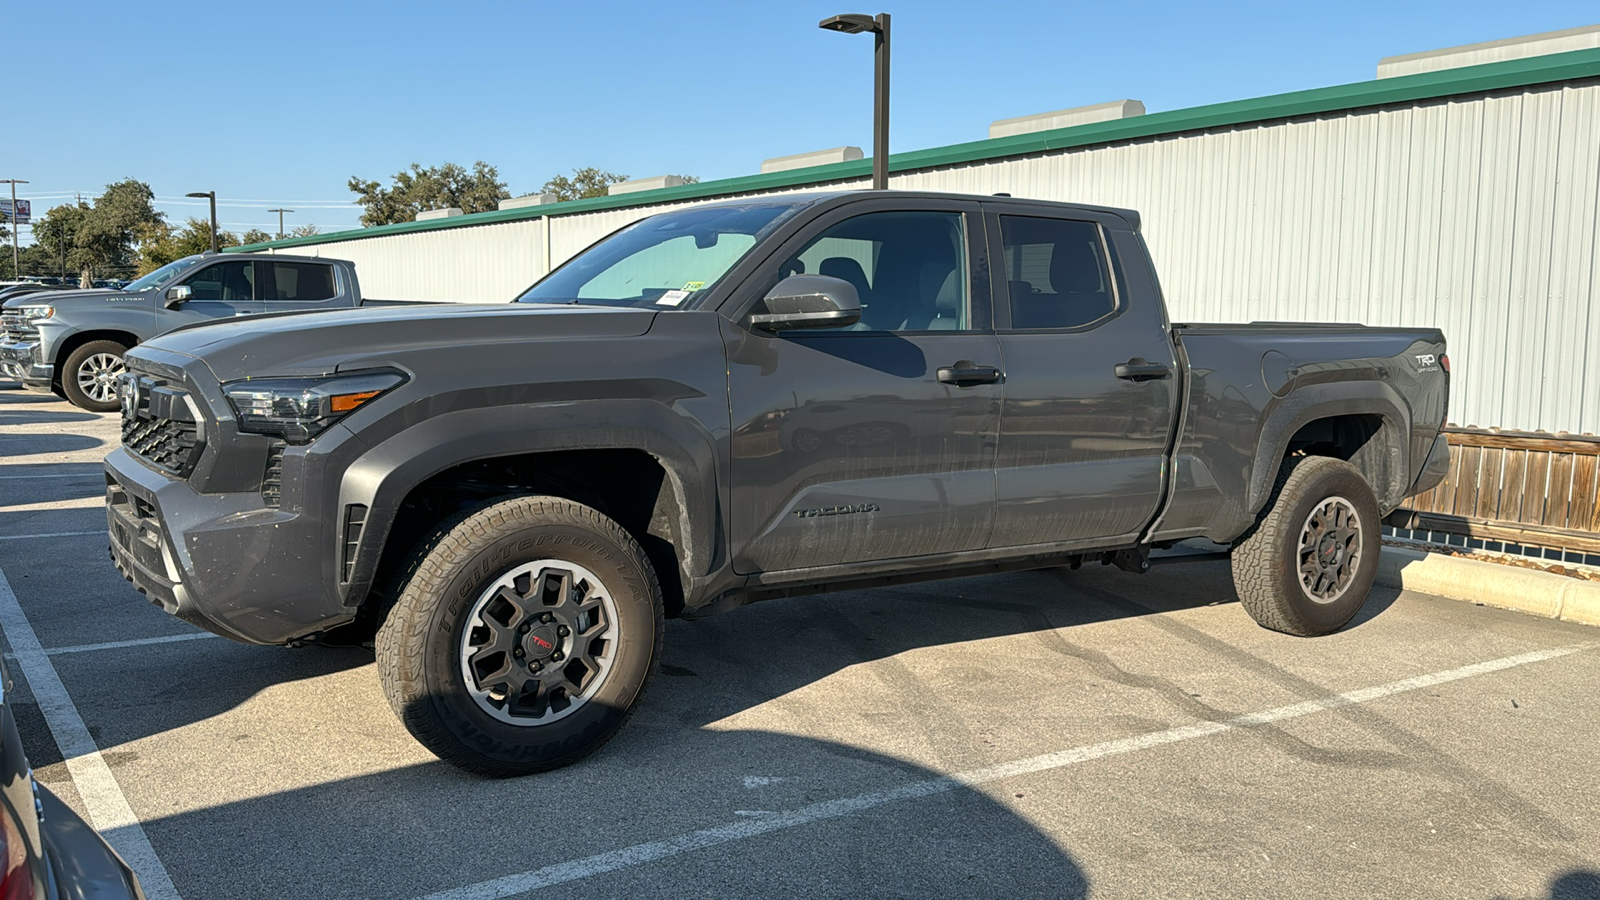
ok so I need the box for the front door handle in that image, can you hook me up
[1114,358,1170,381]
[937,361,1002,386]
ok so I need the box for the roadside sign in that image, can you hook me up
[0,199,29,224]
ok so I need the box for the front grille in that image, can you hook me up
[261,441,287,507]
[1,313,36,343]
[121,374,205,478]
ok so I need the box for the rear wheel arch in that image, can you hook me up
[1250,386,1412,517]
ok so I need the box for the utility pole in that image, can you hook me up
[1,179,27,277]
[269,208,294,240]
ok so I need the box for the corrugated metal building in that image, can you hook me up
[241,41,1600,439]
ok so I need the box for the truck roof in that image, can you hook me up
[691,190,1143,232]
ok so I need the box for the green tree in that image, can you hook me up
[136,219,240,274]
[240,228,273,245]
[348,161,509,226]
[62,179,165,283]
[289,223,321,238]
[24,203,93,281]
[539,167,628,202]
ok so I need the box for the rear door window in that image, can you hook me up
[268,262,337,301]
[998,217,1116,329]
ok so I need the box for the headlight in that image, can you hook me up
[222,369,407,444]
[18,305,54,320]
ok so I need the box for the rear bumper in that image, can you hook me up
[1408,433,1451,498]
[104,446,354,645]
[38,784,146,900]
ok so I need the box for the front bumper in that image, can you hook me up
[0,339,52,389]
[104,446,355,645]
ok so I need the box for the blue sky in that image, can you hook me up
[5,1,1596,241]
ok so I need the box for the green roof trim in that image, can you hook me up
[232,46,1600,254]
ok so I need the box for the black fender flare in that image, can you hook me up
[334,398,719,606]
[1248,381,1413,517]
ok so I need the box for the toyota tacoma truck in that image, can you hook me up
[1,253,402,411]
[103,191,1451,776]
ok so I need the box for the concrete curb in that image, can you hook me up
[1378,547,1600,627]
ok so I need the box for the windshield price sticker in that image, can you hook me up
[682,281,705,291]
[656,290,691,306]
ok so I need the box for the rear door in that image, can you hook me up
[159,259,260,331]
[724,198,1002,573]
[257,259,347,315]
[982,204,1180,549]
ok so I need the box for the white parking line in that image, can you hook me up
[0,530,104,541]
[420,642,1594,900]
[42,632,221,656]
[0,566,181,900]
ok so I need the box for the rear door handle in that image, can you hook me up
[1114,358,1170,381]
[937,361,1002,386]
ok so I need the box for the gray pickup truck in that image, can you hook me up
[1,252,384,411]
[104,191,1451,776]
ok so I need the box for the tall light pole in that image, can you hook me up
[1,178,27,276]
[819,13,890,190]
[186,190,218,253]
[268,208,294,240]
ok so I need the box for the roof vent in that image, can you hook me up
[1378,24,1600,78]
[989,100,1145,139]
[761,146,864,174]
[608,175,686,196]
[499,193,558,210]
[415,207,463,221]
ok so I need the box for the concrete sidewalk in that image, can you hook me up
[1379,546,1600,627]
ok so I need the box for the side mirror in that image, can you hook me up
[749,275,861,332]
[164,285,192,309]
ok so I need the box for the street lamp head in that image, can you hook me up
[185,191,213,199]
[819,13,878,34]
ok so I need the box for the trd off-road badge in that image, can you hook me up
[1414,354,1441,373]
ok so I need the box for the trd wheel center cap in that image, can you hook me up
[523,626,559,661]
[1318,535,1342,567]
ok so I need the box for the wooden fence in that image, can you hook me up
[1388,427,1600,555]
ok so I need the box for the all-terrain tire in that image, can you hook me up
[374,494,663,777]
[1231,456,1381,637]
[61,339,128,412]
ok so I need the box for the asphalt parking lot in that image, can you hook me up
[1,385,1597,900]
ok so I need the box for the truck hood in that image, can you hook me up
[138,303,661,382]
[2,288,119,309]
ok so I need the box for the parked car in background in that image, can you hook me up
[0,657,145,898]
[1,252,419,411]
[105,190,1451,777]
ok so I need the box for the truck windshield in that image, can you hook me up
[123,257,205,293]
[516,203,801,309]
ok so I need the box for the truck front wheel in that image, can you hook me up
[61,339,129,412]
[375,495,663,776]
[1230,456,1381,636]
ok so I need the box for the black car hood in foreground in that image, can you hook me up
[136,303,660,382]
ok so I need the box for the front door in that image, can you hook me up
[159,259,260,330]
[983,207,1180,549]
[726,203,1001,574]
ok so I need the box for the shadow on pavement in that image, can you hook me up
[0,411,102,427]
[127,730,1090,900]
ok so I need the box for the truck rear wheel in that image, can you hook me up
[375,495,662,777]
[1230,456,1380,636]
[61,339,128,412]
